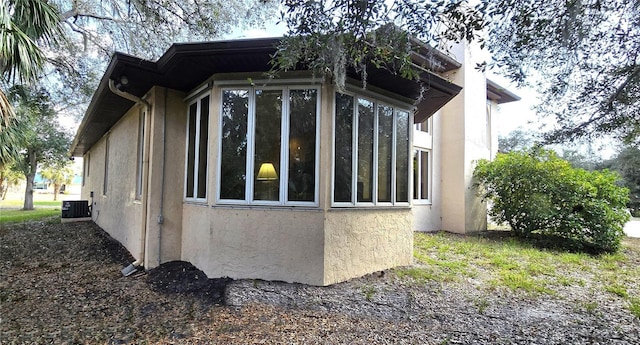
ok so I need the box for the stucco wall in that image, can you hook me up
[438,42,490,233]
[181,205,326,285]
[412,110,443,232]
[143,87,187,268]
[323,208,413,285]
[81,106,144,259]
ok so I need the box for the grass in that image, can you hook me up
[0,208,61,224]
[629,298,640,319]
[397,231,640,317]
[0,199,64,209]
[0,197,65,225]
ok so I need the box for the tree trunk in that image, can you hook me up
[0,169,6,201]
[23,151,37,210]
[53,183,59,201]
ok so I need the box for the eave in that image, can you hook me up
[70,37,462,156]
[486,79,521,104]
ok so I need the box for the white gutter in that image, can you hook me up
[108,79,151,276]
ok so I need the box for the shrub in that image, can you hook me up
[474,148,630,253]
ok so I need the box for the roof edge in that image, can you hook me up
[486,79,521,104]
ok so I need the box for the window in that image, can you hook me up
[333,92,411,206]
[83,153,90,186]
[413,149,430,202]
[416,117,430,133]
[135,110,145,200]
[103,136,109,196]
[184,94,210,201]
[218,87,319,205]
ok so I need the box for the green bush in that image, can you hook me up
[474,148,630,253]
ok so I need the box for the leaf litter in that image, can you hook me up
[1,218,639,344]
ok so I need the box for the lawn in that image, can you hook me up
[0,196,66,225]
[1,214,639,344]
[398,231,640,318]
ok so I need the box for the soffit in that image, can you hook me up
[486,79,521,104]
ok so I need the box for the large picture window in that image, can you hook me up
[333,92,411,206]
[184,94,210,201]
[218,86,319,205]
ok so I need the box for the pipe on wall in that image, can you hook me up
[108,79,151,274]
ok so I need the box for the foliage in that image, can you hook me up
[498,128,536,153]
[487,0,640,145]
[0,0,62,127]
[601,146,640,216]
[277,0,639,144]
[473,148,630,253]
[46,0,275,119]
[0,166,22,199]
[40,163,74,200]
[276,1,484,91]
[0,115,26,167]
[8,86,71,210]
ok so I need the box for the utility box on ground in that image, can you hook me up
[61,200,91,222]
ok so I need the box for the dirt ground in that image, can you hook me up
[1,218,639,344]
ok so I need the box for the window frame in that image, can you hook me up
[83,153,90,186]
[103,135,109,196]
[415,116,431,134]
[216,85,321,207]
[183,93,211,203]
[135,109,145,200]
[331,91,413,208]
[413,148,432,204]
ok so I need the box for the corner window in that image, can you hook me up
[184,94,210,201]
[413,149,431,202]
[218,87,319,205]
[333,92,411,206]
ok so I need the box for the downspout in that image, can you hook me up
[156,87,168,266]
[108,79,151,276]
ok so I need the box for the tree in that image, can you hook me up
[9,86,71,210]
[1,0,62,127]
[0,164,22,200]
[40,163,74,201]
[474,148,630,253]
[487,0,639,145]
[602,146,640,216]
[498,128,536,153]
[37,0,276,123]
[275,1,639,144]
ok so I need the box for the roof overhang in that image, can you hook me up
[486,79,521,104]
[70,37,462,156]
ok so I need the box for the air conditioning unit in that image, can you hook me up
[61,200,91,219]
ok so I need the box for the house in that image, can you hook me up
[70,37,518,286]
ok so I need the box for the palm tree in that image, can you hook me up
[1,0,61,130]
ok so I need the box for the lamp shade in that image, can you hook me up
[257,162,278,180]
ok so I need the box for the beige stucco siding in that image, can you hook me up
[323,208,413,285]
[143,87,187,268]
[438,42,489,233]
[182,205,326,285]
[81,106,144,259]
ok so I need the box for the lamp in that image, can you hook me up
[257,162,278,181]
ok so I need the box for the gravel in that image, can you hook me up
[1,218,639,344]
